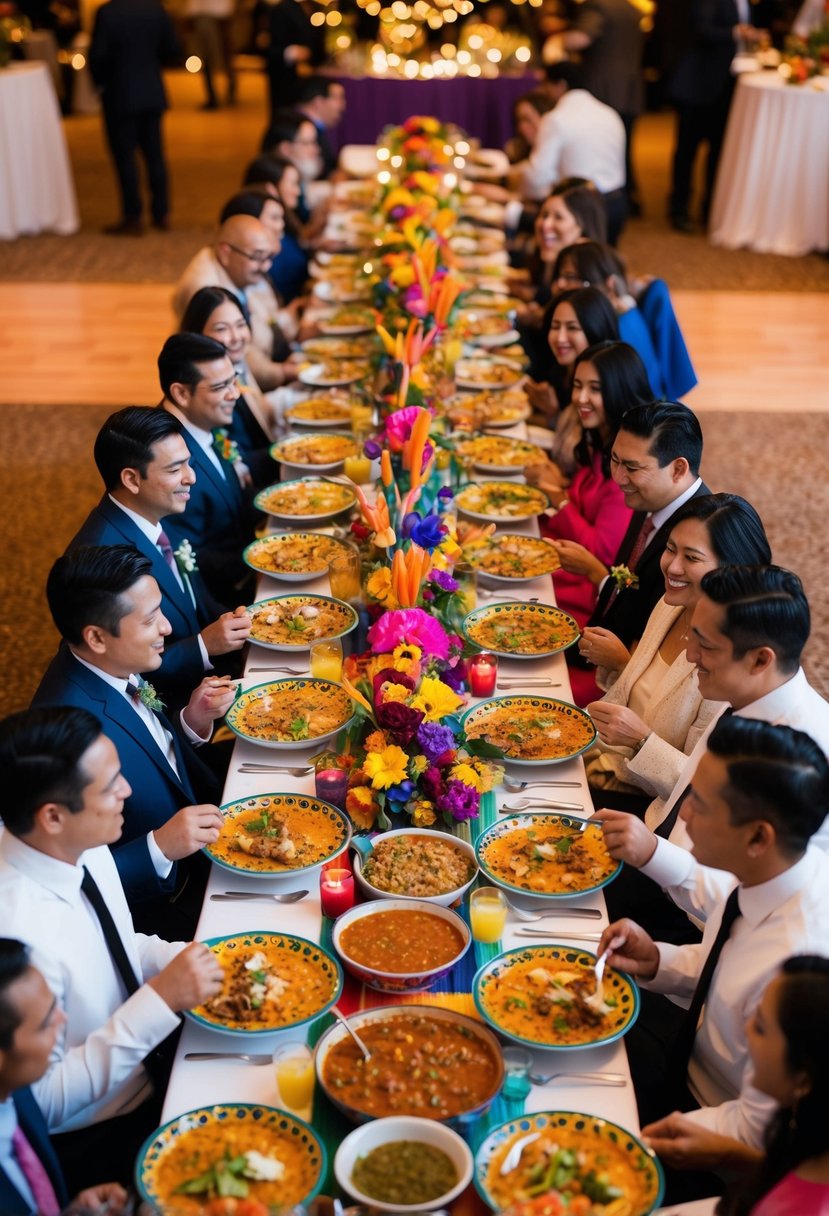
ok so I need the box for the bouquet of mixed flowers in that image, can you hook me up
[340,608,503,829]
[379,116,456,176]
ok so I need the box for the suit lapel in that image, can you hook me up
[186,435,242,513]
[98,498,198,625]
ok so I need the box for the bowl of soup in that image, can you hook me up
[331,899,470,993]
[315,1005,505,1126]
[334,1116,474,1213]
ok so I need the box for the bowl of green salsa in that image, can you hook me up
[334,1116,474,1212]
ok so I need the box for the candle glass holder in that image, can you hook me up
[320,867,355,918]
[314,753,349,809]
[468,651,498,697]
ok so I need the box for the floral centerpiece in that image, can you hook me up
[378,115,456,174]
[339,607,503,830]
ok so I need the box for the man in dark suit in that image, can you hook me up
[0,939,130,1215]
[259,0,326,129]
[89,0,181,235]
[68,406,251,707]
[32,546,229,935]
[296,76,347,178]
[551,402,707,705]
[157,333,259,607]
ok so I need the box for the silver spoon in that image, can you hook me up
[497,680,561,690]
[530,1070,626,1086]
[332,1006,372,1061]
[504,777,581,791]
[185,1052,272,1064]
[247,666,310,674]
[502,798,585,814]
[210,889,309,903]
[237,765,313,776]
[479,591,540,603]
[507,900,601,922]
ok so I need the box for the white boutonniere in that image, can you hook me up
[136,677,165,712]
[174,539,198,576]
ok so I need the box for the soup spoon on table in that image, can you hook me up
[502,797,585,814]
[332,1005,372,1062]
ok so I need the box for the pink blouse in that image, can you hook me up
[751,1172,829,1215]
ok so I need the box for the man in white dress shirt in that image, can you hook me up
[597,566,829,933]
[599,715,829,1201]
[0,706,224,1190]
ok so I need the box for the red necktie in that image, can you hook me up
[157,529,175,570]
[11,1125,60,1216]
[627,514,656,572]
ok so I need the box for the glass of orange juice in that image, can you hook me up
[469,886,508,943]
[343,451,372,484]
[273,1041,315,1119]
[310,637,343,682]
[327,543,362,604]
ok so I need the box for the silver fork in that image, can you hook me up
[506,900,601,922]
[530,1070,626,1086]
[247,666,310,674]
[237,765,313,776]
[504,777,581,792]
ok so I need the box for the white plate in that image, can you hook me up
[313,280,373,304]
[468,328,521,349]
[298,364,367,388]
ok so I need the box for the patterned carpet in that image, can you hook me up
[3,405,828,717]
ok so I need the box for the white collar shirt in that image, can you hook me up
[107,495,189,596]
[648,477,704,539]
[165,404,227,480]
[0,834,182,1134]
[643,848,829,1147]
[520,89,626,200]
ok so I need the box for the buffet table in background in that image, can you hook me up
[709,72,829,257]
[330,73,538,152]
[0,61,79,240]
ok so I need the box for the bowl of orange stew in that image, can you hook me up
[331,899,471,993]
[315,1006,505,1125]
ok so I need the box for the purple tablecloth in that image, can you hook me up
[330,73,539,152]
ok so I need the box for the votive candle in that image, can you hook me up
[468,652,498,697]
[315,767,348,810]
[320,868,355,918]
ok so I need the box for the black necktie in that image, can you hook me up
[655,783,691,840]
[668,887,743,1101]
[81,867,140,998]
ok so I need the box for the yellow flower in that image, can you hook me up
[412,800,437,827]
[379,681,409,704]
[346,785,381,829]
[364,744,410,790]
[450,762,483,792]
[389,264,416,289]
[410,754,428,777]
[474,758,504,793]
[366,567,396,606]
[410,676,463,723]
[393,641,422,677]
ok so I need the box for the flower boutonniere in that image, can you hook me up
[136,678,165,712]
[213,428,241,466]
[610,564,639,591]
[174,539,199,576]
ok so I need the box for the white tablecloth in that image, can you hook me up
[0,61,79,240]
[709,72,829,257]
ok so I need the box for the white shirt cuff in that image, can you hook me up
[146,831,175,878]
[640,837,696,888]
[197,634,213,671]
[179,708,211,747]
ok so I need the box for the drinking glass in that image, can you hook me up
[273,1041,315,1119]
[501,1045,533,1101]
[469,886,508,943]
[327,543,362,604]
[309,637,343,682]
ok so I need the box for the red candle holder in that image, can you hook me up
[468,652,498,697]
[320,867,355,918]
[314,766,349,810]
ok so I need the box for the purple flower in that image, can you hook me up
[364,439,382,459]
[430,569,458,593]
[386,779,415,803]
[401,511,420,539]
[439,662,466,693]
[437,780,480,822]
[410,514,446,551]
[438,485,454,501]
[417,722,456,763]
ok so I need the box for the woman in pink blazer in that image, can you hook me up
[532,341,653,627]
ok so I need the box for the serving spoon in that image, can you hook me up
[332,1006,372,1062]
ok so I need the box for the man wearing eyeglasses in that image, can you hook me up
[172,214,299,391]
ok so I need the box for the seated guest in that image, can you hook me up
[260,108,328,223]
[527,341,650,627]
[295,75,347,179]
[597,566,829,927]
[0,938,130,1215]
[180,286,280,487]
[524,286,619,466]
[68,406,251,702]
[157,333,259,606]
[586,494,771,812]
[0,707,224,1190]
[506,88,557,164]
[565,400,707,705]
[33,546,228,932]
[242,155,310,303]
[172,214,297,388]
[600,717,829,1202]
[518,178,608,320]
[644,955,829,1210]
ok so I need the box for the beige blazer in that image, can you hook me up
[586,597,724,797]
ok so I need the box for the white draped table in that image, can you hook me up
[709,72,829,256]
[0,61,79,240]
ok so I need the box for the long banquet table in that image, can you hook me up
[161,431,642,1209]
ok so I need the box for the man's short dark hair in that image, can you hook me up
[707,716,829,857]
[296,75,334,105]
[700,565,810,674]
[619,400,703,476]
[46,545,154,646]
[94,407,184,493]
[0,706,102,839]
[220,189,273,224]
[0,939,31,1050]
[261,107,309,155]
[544,60,582,90]
[157,332,227,399]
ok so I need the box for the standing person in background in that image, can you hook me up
[259,0,325,130]
[89,0,181,236]
[184,0,237,111]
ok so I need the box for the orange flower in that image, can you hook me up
[345,785,382,829]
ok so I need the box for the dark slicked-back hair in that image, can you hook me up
[618,400,703,476]
[572,341,652,472]
[0,939,31,1049]
[700,565,809,674]
[707,716,828,856]
[296,75,336,104]
[668,493,771,567]
[94,406,184,492]
[544,60,582,89]
[0,705,102,838]
[157,332,227,399]
[46,545,153,646]
[261,108,312,154]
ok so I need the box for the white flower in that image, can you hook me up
[174,539,198,575]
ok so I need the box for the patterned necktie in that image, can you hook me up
[157,529,175,571]
[11,1124,60,1216]
[626,514,656,572]
[668,887,743,1101]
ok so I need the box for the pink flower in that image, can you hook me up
[367,608,450,659]
[384,406,422,450]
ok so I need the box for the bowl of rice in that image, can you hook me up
[353,829,478,908]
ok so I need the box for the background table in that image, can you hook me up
[0,62,79,240]
[709,72,829,257]
[330,73,538,152]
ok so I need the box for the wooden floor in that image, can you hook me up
[0,282,827,411]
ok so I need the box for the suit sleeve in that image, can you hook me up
[111,835,178,904]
